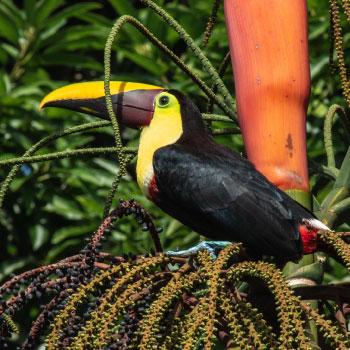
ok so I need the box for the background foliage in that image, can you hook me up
[0,0,350,346]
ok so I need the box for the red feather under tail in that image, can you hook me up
[299,224,318,254]
[299,218,331,254]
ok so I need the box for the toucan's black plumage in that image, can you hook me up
[152,91,321,261]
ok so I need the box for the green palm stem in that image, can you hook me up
[283,190,319,342]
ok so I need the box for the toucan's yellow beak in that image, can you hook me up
[40,81,164,128]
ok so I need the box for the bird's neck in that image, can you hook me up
[136,112,183,197]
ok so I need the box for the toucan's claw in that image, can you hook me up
[166,241,231,260]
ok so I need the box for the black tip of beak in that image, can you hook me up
[41,99,109,119]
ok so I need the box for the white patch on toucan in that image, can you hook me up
[302,218,330,232]
[137,164,154,199]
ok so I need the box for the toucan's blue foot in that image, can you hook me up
[166,241,231,260]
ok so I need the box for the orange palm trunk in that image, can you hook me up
[224,0,310,195]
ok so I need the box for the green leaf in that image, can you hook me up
[93,159,119,174]
[52,224,95,244]
[10,177,28,192]
[112,231,127,242]
[56,135,94,149]
[76,195,103,214]
[121,50,167,76]
[45,196,84,220]
[0,259,31,281]
[286,262,324,285]
[0,2,24,28]
[311,56,328,80]
[0,71,10,95]
[33,0,65,25]
[143,9,167,41]
[11,85,43,98]
[0,46,8,64]
[37,24,105,52]
[76,12,112,27]
[108,0,137,17]
[39,52,103,71]
[107,0,145,43]
[30,225,49,251]
[334,146,350,189]
[41,25,108,52]
[39,18,67,41]
[319,147,350,223]
[312,195,321,212]
[1,43,18,58]
[42,3,101,30]
[67,168,113,187]
[309,21,328,40]
[24,0,37,22]
[46,239,81,262]
[0,11,18,44]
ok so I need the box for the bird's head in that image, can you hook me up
[40,81,205,137]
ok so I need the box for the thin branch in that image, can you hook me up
[0,147,137,167]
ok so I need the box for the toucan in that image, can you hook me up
[40,81,330,262]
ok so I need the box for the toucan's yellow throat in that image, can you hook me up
[136,91,183,196]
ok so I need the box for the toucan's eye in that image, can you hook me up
[158,95,170,107]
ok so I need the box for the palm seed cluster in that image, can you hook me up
[0,200,349,349]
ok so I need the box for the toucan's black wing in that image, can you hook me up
[153,141,307,260]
